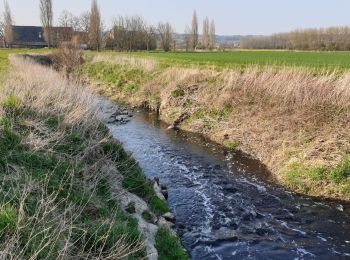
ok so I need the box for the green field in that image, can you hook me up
[119,50,350,70]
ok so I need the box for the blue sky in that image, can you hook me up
[1,0,350,35]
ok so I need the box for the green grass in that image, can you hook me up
[0,205,17,236]
[82,61,152,95]
[155,227,189,260]
[171,88,186,98]
[329,156,350,183]
[99,50,350,71]
[286,157,350,195]
[224,139,240,150]
[141,210,154,222]
[0,104,147,258]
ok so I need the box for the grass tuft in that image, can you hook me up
[329,156,350,183]
[0,205,17,236]
[155,227,189,260]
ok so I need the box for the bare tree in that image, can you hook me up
[54,40,83,79]
[240,26,350,51]
[0,15,5,48]
[191,10,198,50]
[158,22,173,52]
[184,24,191,51]
[77,12,90,33]
[58,10,75,41]
[58,10,73,28]
[145,25,156,51]
[89,0,102,51]
[58,10,81,31]
[209,20,216,50]
[202,17,209,50]
[125,15,145,51]
[107,15,156,51]
[0,16,4,40]
[3,0,13,48]
[73,12,90,45]
[109,16,126,51]
[40,0,53,47]
[240,33,288,49]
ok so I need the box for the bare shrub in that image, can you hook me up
[54,39,84,79]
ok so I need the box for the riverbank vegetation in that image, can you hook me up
[83,51,350,201]
[0,52,187,259]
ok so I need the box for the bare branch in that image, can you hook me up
[191,10,198,50]
[158,22,173,52]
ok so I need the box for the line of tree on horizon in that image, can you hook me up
[241,27,350,51]
[0,0,217,52]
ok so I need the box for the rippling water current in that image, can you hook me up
[107,110,350,260]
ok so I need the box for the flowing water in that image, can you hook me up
[107,109,350,260]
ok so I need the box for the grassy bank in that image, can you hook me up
[83,52,350,201]
[0,53,187,259]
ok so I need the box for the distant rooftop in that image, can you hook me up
[12,26,46,46]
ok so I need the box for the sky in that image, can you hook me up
[1,0,350,35]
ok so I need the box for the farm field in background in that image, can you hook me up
[102,50,350,71]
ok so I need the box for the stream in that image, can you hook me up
[106,108,350,260]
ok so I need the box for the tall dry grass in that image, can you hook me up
[218,67,350,110]
[5,55,100,127]
[142,66,350,113]
[0,55,146,259]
